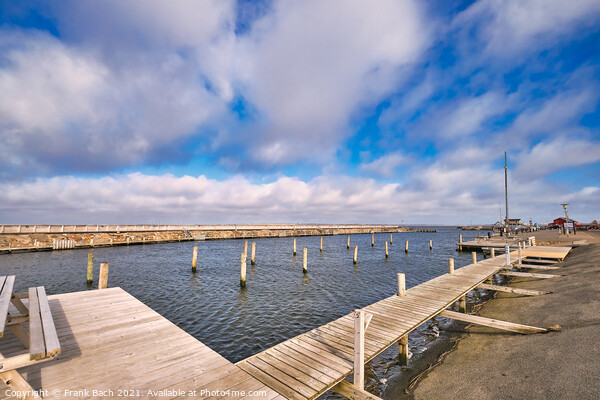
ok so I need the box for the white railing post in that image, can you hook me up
[353,310,365,390]
[505,245,510,266]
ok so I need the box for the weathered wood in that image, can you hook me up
[0,276,15,337]
[429,239,432,250]
[320,237,323,252]
[405,240,408,253]
[397,273,405,296]
[490,248,495,258]
[293,238,297,256]
[390,233,392,244]
[86,253,94,284]
[440,310,547,334]
[192,246,198,273]
[303,248,308,274]
[28,287,44,360]
[251,242,256,265]
[37,287,60,358]
[478,283,549,296]
[448,258,454,274]
[472,252,477,264]
[240,253,247,288]
[519,264,559,270]
[353,310,365,390]
[498,271,560,279]
[98,262,109,289]
[244,240,248,257]
[385,241,388,258]
[347,235,350,249]
[332,380,383,400]
[398,335,408,365]
[353,246,358,264]
[459,295,466,313]
[371,233,374,247]
[458,234,462,250]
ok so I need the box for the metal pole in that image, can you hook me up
[504,151,509,236]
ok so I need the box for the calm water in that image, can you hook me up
[0,227,491,397]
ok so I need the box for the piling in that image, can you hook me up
[385,241,389,258]
[449,258,454,274]
[518,243,522,267]
[251,242,256,265]
[505,245,510,266]
[390,233,393,244]
[347,235,350,249]
[353,246,358,264]
[397,273,405,296]
[398,335,409,366]
[303,247,308,274]
[472,251,477,264]
[371,232,374,247]
[240,253,247,288]
[320,236,323,252]
[491,248,495,258]
[429,239,433,250]
[353,310,365,389]
[458,234,463,251]
[98,262,109,289]
[459,295,467,313]
[405,240,408,253]
[86,253,94,285]
[192,246,198,273]
[293,238,297,256]
[244,240,248,257]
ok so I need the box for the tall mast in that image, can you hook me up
[504,151,509,232]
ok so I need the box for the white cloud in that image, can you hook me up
[359,152,408,178]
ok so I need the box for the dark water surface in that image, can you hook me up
[0,227,490,397]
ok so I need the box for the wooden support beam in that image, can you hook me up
[519,264,559,270]
[459,295,467,313]
[398,335,408,366]
[440,310,547,334]
[478,283,549,296]
[498,271,560,279]
[332,380,384,400]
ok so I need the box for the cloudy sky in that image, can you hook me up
[1,0,599,225]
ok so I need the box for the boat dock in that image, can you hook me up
[0,245,571,399]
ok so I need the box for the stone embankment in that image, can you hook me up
[0,224,405,254]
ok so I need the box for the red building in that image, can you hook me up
[551,217,580,227]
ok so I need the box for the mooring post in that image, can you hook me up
[192,246,198,273]
[98,262,109,289]
[390,233,393,244]
[458,234,463,251]
[518,243,522,267]
[240,252,247,288]
[405,240,408,253]
[320,236,323,252]
[371,232,374,247]
[491,248,495,258]
[472,251,477,264]
[347,235,350,249]
[397,273,405,296]
[251,242,256,265]
[449,258,454,274]
[244,240,248,257]
[459,295,467,313]
[293,238,297,256]
[86,253,94,285]
[303,247,308,274]
[505,245,510,266]
[429,239,433,250]
[353,246,358,264]
[353,310,365,390]
[398,335,409,366]
[385,241,389,258]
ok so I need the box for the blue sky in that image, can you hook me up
[0,0,599,224]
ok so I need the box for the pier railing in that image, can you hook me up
[0,224,399,234]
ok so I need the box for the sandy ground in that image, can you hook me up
[407,233,600,400]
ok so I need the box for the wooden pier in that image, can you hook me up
[0,288,283,400]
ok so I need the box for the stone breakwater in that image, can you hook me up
[0,224,405,254]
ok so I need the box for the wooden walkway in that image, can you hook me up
[236,247,567,400]
[0,288,283,400]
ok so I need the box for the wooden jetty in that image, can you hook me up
[0,288,283,400]
[235,245,569,400]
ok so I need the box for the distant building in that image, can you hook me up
[551,217,580,227]
[508,218,522,227]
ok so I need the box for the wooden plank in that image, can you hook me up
[478,283,549,296]
[0,276,14,337]
[519,264,560,270]
[27,287,45,360]
[498,271,560,279]
[440,310,547,334]
[36,287,61,358]
[331,380,383,400]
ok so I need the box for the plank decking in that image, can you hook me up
[236,247,567,400]
[0,288,284,400]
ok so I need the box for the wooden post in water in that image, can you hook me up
[390,233,393,244]
[353,246,358,264]
[405,240,408,253]
[240,253,247,288]
[320,236,323,252]
[86,253,94,285]
[371,232,374,247]
[347,235,350,249]
[459,295,467,313]
[398,335,409,366]
[244,240,248,257]
[449,258,454,274]
[472,251,477,264]
[458,234,463,251]
[251,242,256,265]
[429,239,433,250]
[303,248,308,274]
[385,241,389,258]
[293,238,297,256]
[491,248,495,258]
[397,273,405,296]
[192,246,198,273]
[353,310,365,390]
[98,262,109,289]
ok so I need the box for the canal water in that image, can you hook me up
[0,227,491,398]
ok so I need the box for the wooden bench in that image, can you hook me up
[0,277,60,399]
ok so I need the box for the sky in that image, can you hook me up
[0,0,599,225]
